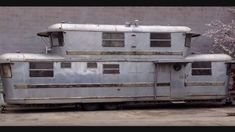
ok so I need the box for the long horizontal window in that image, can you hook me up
[191,62,212,76]
[150,33,171,47]
[29,62,54,77]
[102,32,124,47]
[103,64,120,74]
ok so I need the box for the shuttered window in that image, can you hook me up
[102,32,124,47]
[103,64,120,74]
[192,62,212,75]
[29,62,54,77]
[150,33,171,47]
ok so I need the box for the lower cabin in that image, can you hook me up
[0,53,234,110]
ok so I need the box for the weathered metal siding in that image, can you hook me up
[50,31,186,58]
[4,62,158,103]
[185,62,228,97]
[3,60,229,104]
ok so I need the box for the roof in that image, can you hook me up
[154,54,232,63]
[37,23,192,37]
[154,59,192,64]
[185,54,232,62]
[0,53,65,63]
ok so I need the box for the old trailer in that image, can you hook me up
[0,22,234,111]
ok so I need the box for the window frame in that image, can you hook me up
[49,32,64,47]
[0,63,12,78]
[185,33,192,48]
[102,32,125,47]
[87,62,97,69]
[60,62,71,69]
[29,62,54,78]
[150,33,171,47]
[103,64,120,74]
[191,61,212,76]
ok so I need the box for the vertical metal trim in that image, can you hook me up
[153,63,158,99]
[226,64,231,98]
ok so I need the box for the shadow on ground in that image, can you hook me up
[2,103,234,114]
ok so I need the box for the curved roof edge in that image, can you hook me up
[185,54,232,61]
[37,23,192,36]
[0,53,65,63]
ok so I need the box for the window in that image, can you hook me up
[103,64,120,74]
[185,34,192,47]
[0,64,12,78]
[192,62,212,75]
[150,33,171,47]
[61,62,71,68]
[87,62,97,69]
[102,32,124,47]
[29,62,53,77]
[50,32,64,47]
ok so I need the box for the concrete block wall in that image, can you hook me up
[0,7,234,54]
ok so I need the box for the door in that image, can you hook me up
[170,63,186,99]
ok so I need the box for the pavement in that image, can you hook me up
[0,104,235,126]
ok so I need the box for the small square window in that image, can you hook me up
[103,64,120,74]
[102,32,125,47]
[191,62,212,76]
[29,62,54,77]
[61,62,71,68]
[87,62,97,69]
[150,33,171,47]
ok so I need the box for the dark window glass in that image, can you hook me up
[87,62,97,69]
[192,70,211,75]
[192,62,211,68]
[150,33,171,47]
[50,32,64,47]
[30,62,53,69]
[61,62,71,68]
[185,34,192,47]
[29,62,53,77]
[150,41,171,47]
[0,64,12,78]
[103,64,120,74]
[150,33,171,39]
[102,32,124,39]
[102,32,124,47]
[29,71,54,77]
[191,62,212,76]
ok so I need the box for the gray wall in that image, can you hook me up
[0,7,234,54]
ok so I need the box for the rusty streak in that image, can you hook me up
[185,82,225,86]
[66,51,183,56]
[15,83,170,89]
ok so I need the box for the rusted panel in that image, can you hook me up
[10,95,169,100]
[185,82,225,86]
[15,82,171,89]
[66,51,183,56]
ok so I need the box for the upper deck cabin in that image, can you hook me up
[37,23,200,61]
